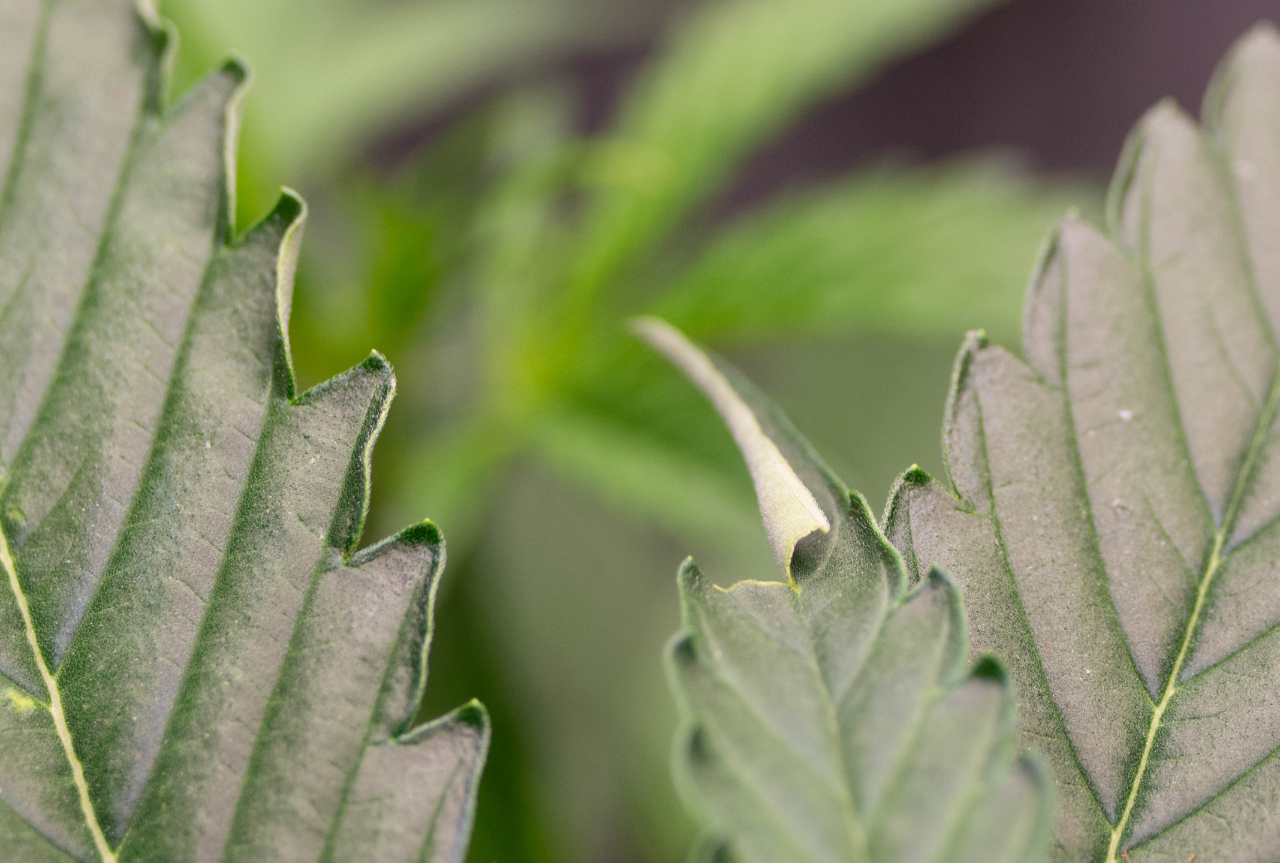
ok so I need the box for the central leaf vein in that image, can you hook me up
[0,519,115,862]
[1105,360,1280,861]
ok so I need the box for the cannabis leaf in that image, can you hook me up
[0,2,485,861]
[637,318,1053,863]
[167,0,684,179]
[884,23,1280,863]
[648,159,1088,344]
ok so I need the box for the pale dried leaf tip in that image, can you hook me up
[632,317,830,575]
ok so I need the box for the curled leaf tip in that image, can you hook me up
[134,0,161,28]
[632,316,829,576]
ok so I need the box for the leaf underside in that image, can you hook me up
[640,320,1053,863]
[885,22,1280,863]
[0,2,486,862]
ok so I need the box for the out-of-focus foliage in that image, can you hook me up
[164,0,685,222]
[165,0,1099,860]
[652,162,1093,341]
[372,0,1087,551]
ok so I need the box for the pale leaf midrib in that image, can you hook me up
[0,6,158,860]
[0,519,115,863]
[1103,361,1280,862]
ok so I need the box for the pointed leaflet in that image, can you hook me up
[0,2,486,861]
[637,318,1052,863]
[885,24,1280,862]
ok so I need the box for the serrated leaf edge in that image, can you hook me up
[0,3,429,858]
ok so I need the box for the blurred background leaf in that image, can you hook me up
[166,0,691,223]
[159,0,1274,861]
[652,159,1087,342]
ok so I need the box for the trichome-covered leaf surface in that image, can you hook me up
[885,23,1280,863]
[0,2,486,861]
[637,319,1052,863]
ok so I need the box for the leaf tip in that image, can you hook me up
[677,556,705,593]
[633,317,830,578]
[1024,221,1066,384]
[134,0,161,30]
[396,519,443,549]
[629,314,668,340]
[969,654,1011,686]
[962,328,988,351]
[884,463,934,518]
[1204,21,1280,133]
[1136,98,1199,153]
[902,463,930,484]
[259,187,308,398]
[918,566,970,678]
[359,349,394,379]
[944,330,987,427]
[922,563,957,589]
[452,698,490,733]
[218,56,251,88]
[1241,19,1280,53]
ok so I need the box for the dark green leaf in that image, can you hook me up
[885,23,1280,862]
[0,2,485,860]
[637,318,1052,863]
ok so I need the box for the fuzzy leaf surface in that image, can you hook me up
[885,23,1280,863]
[639,319,1052,863]
[0,2,486,861]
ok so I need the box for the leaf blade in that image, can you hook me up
[644,321,1053,863]
[0,2,487,860]
[888,23,1280,859]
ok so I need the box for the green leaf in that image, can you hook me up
[0,2,485,861]
[162,0,682,220]
[637,318,1053,863]
[528,403,764,556]
[884,23,1280,862]
[375,0,1044,554]
[649,160,1095,345]
[566,0,1011,304]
